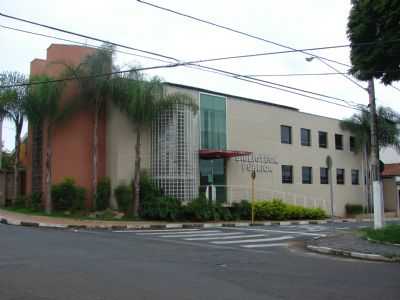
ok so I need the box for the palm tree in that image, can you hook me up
[340,106,400,153]
[25,75,64,213]
[340,106,400,211]
[67,45,114,210]
[112,71,197,217]
[0,71,27,202]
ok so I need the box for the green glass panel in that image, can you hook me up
[200,93,226,150]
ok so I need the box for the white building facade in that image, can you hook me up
[107,83,367,217]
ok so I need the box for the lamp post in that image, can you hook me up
[326,155,334,219]
[306,57,384,229]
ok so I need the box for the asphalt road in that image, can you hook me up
[0,222,399,300]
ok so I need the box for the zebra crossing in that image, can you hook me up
[114,228,303,250]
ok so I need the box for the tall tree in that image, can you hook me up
[347,0,400,84]
[0,71,27,201]
[68,45,114,210]
[25,76,64,213]
[112,72,197,217]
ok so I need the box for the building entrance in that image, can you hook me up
[199,158,226,202]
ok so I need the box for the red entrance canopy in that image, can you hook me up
[199,149,252,159]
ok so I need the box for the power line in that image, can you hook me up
[136,0,371,92]
[0,63,181,88]
[0,12,178,62]
[0,13,364,110]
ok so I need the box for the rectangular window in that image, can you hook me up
[335,134,343,150]
[352,169,359,185]
[281,165,293,184]
[281,125,292,144]
[301,128,311,146]
[336,168,345,185]
[320,167,329,184]
[200,93,227,150]
[318,131,328,148]
[350,136,356,152]
[302,166,312,184]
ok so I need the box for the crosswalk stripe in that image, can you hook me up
[115,229,200,233]
[241,243,289,248]
[184,234,265,241]
[211,235,294,245]
[137,230,220,236]
[161,232,242,238]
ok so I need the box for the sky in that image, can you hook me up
[1,0,400,151]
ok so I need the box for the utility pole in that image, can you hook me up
[368,79,384,229]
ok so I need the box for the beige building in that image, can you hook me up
[107,82,367,217]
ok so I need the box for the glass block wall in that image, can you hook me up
[151,104,199,201]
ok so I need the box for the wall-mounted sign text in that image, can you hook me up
[235,153,278,173]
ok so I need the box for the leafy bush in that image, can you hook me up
[345,204,363,215]
[114,183,132,213]
[254,199,327,220]
[231,200,251,220]
[96,177,111,211]
[184,196,220,222]
[29,192,42,211]
[141,196,182,221]
[13,196,27,209]
[52,178,86,211]
[216,204,233,221]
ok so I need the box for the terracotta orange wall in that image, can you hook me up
[26,44,106,208]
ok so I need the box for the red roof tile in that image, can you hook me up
[382,163,400,177]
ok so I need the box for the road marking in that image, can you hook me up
[137,230,220,236]
[227,227,325,237]
[184,234,265,241]
[211,235,294,245]
[241,243,289,248]
[161,232,242,238]
[114,229,200,233]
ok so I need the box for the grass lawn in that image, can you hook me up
[2,206,138,222]
[361,224,400,244]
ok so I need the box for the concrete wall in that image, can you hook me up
[226,97,364,216]
[106,103,151,206]
[383,177,398,212]
[27,44,105,208]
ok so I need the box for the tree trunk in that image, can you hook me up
[13,122,22,205]
[132,125,141,217]
[45,124,53,214]
[92,106,99,211]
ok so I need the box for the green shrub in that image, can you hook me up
[13,195,27,209]
[140,173,161,202]
[231,200,251,220]
[29,192,42,211]
[52,178,85,211]
[253,199,327,220]
[114,183,132,213]
[141,196,182,221]
[96,177,111,211]
[216,204,233,221]
[184,196,219,222]
[345,204,363,215]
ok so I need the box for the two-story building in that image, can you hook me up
[27,44,368,216]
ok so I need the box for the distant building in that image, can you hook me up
[25,44,398,216]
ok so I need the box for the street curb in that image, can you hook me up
[306,245,400,262]
[0,214,398,231]
[366,238,400,247]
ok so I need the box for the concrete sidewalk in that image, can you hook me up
[307,232,400,262]
[1,208,399,231]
